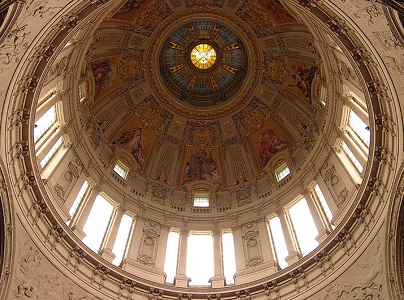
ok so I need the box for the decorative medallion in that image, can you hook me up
[159,21,248,107]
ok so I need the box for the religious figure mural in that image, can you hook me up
[113,128,145,166]
[258,128,290,167]
[90,60,117,95]
[246,119,293,170]
[182,148,221,185]
[284,56,319,105]
[289,64,318,102]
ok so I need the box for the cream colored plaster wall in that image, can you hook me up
[311,227,388,300]
[10,217,99,300]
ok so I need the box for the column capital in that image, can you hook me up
[212,228,222,237]
[180,228,190,235]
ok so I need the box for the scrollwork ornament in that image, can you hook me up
[58,14,80,31]
[67,246,86,271]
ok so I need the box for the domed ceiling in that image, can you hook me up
[85,0,324,192]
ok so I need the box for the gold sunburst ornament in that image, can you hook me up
[190,44,217,69]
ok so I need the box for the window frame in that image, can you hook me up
[113,160,130,179]
[275,163,291,182]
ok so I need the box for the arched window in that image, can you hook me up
[34,104,56,142]
[164,230,180,284]
[67,180,90,226]
[112,214,135,266]
[40,136,63,167]
[34,93,68,174]
[312,183,334,227]
[222,231,236,284]
[287,198,318,256]
[82,195,114,252]
[336,89,370,177]
[267,216,289,269]
[186,232,214,285]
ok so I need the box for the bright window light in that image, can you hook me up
[186,233,214,285]
[112,214,134,266]
[348,110,370,147]
[288,198,319,256]
[320,85,327,106]
[164,231,180,284]
[114,160,129,179]
[222,232,236,285]
[34,105,56,142]
[268,217,289,269]
[193,196,210,207]
[40,136,63,167]
[275,163,290,182]
[79,82,87,102]
[313,184,333,225]
[67,180,89,225]
[341,141,363,173]
[83,195,114,252]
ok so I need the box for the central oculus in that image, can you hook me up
[159,21,247,107]
[190,44,217,69]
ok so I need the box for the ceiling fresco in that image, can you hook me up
[85,0,325,189]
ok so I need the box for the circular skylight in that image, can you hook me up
[190,44,217,69]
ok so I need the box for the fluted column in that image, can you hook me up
[99,206,125,262]
[70,186,99,240]
[174,229,190,287]
[210,229,225,288]
[277,210,301,265]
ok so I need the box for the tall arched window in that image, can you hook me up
[164,230,180,284]
[67,180,90,226]
[222,231,236,284]
[267,216,289,269]
[186,232,214,285]
[82,195,114,252]
[112,214,135,266]
[287,198,318,256]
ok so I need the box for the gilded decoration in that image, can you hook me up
[112,0,172,37]
[159,21,247,107]
[84,0,323,191]
[232,174,257,206]
[146,9,261,120]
